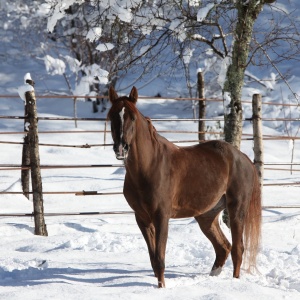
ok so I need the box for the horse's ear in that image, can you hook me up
[109,86,119,103]
[129,86,138,104]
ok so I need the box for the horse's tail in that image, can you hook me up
[243,164,262,272]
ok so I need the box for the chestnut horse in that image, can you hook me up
[107,86,261,288]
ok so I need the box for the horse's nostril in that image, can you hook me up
[124,144,129,152]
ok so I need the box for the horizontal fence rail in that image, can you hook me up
[0,211,134,217]
[0,205,299,218]
[1,115,300,122]
[1,131,300,139]
[1,163,300,170]
[0,164,124,170]
[0,94,299,107]
[0,191,124,196]
[1,181,299,196]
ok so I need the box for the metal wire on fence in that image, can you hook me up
[1,115,300,122]
[1,94,299,107]
[0,205,299,218]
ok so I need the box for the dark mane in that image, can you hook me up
[145,117,158,142]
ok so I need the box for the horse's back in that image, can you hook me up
[188,140,253,170]
[180,140,237,170]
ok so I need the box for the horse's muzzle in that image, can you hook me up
[114,143,129,160]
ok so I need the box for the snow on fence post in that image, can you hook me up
[19,75,48,236]
[252,94,264,189]
[197,70,206,142]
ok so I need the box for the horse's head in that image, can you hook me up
[107,86,138,160]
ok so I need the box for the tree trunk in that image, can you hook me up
[224,0,264,149]
[222,1,265,227]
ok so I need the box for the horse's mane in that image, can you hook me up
[145,116,158,142]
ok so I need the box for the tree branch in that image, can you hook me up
[254,39,299,104]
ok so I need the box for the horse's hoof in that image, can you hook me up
[158,281,165,288]
[210,266,222,276]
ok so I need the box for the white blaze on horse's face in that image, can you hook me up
[119,107,125,140]
[116,107,129,160]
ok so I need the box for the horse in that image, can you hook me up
[107,86,261,288]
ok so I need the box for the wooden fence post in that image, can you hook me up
[21,100,30,199]
[73,97,78,128]
[104,120,108,149]
[197,71,206,142]
[252,94,264,189]
[25,90,48,236]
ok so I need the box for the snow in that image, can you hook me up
[96,43,115,52]
[218,57,231,88]
[63,55,81,74]
[72,76,90,98]
[46,0,84,32]
[0,0,300,298]
[44,55,66,76]
[192,34,207,42]
[1,71,300,299]
[86,27,102,42]
[17,75,34,101]
[197,3,215,22]
[169,19,181,31]
[23,72,32,83]
[182,48,195,65]
[112,5,132,23]
[83,64,109,85]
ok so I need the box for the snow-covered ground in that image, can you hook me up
[0,70,300,299]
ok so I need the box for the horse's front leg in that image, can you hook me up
[135,214,156,276]
[153,211,169,288]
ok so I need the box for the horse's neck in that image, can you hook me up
[127,116,162,173]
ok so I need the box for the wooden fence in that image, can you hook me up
[0,86,300,232]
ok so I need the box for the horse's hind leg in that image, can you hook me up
[227,200,246,278]
[195,209,231,276]
[230,220,244,278]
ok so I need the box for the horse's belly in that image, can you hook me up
[171,192,225,218]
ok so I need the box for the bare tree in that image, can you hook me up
[8,0,299,125]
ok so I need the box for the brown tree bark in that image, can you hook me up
[224,0,265,149]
